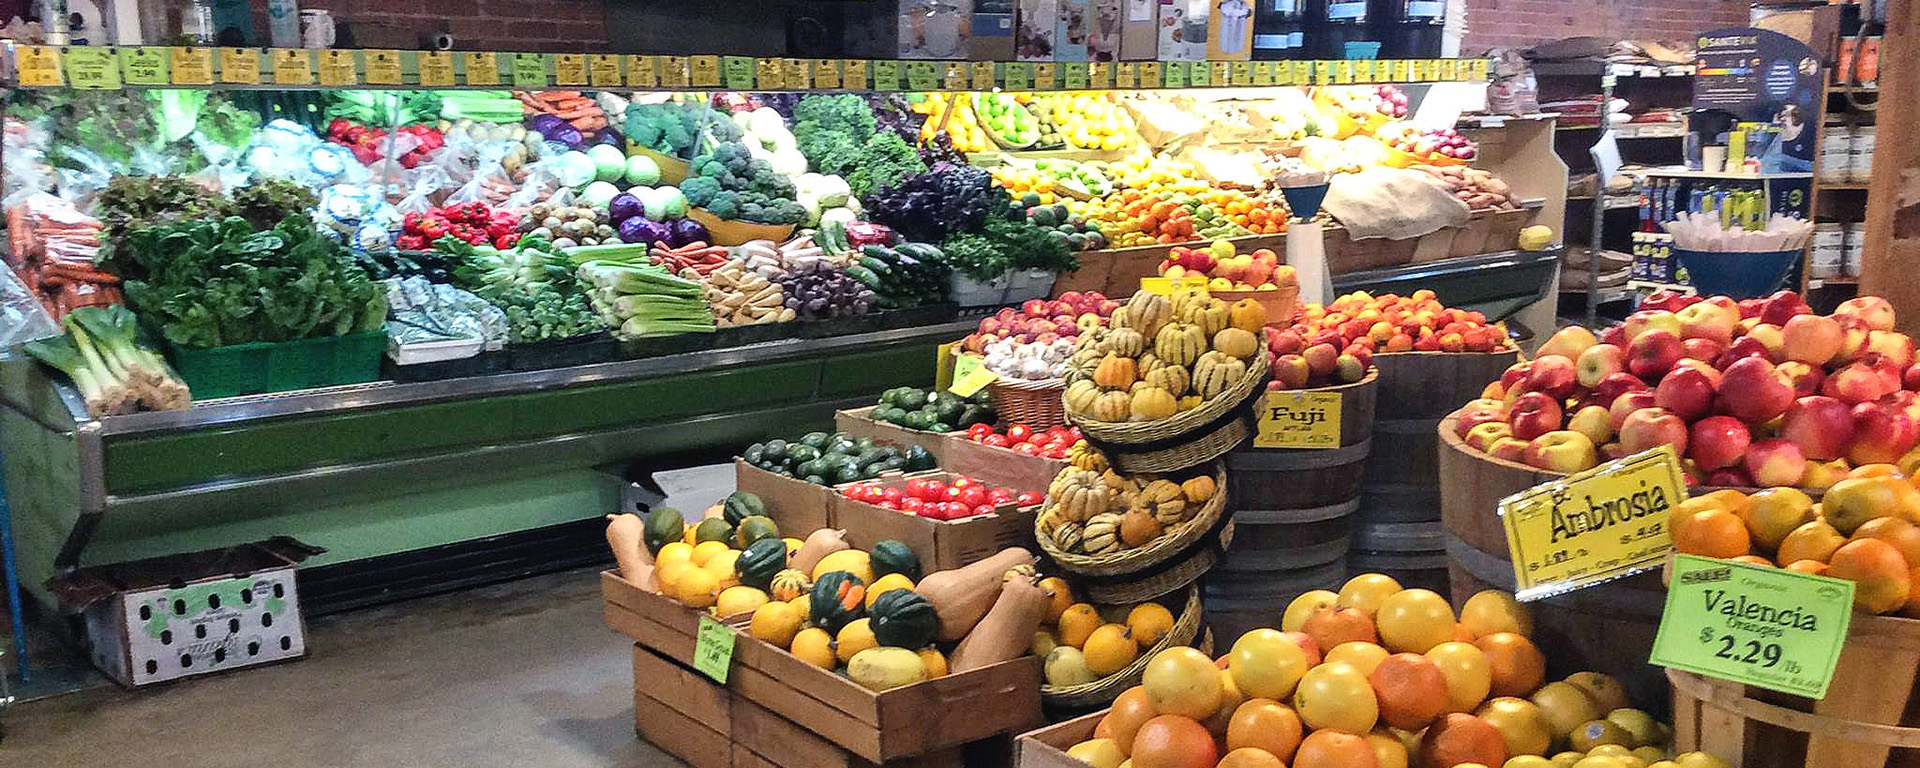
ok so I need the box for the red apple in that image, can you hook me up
[1600,325,1628,348]
[1744,438,1808,487]
[1717,336,1773,369]
[1777,360,1827,398]
[1716,356,1796,423]
[1907,362,1920,391]
[1678,301,1737,345]
[1781,395,1856,460]
[1835,295,1898,332]
[1508,391,1565,441]
[1592,371,1649,410]
[1867,330,1917,370]
[1303,343,1339,379]
[1830,315,1873,366]
[1705,466,1756,487]
[1537,325,1598,361]
[1609,390,1659,431]
[1576,343,1627,388]
[1271,354,1311,389]
[1453,406,1510,438]
[1738,297,1767,319]
[1525,430,1599,473]
[1488,436,1531,463]
[1525,354,1579,400]
[1623,310,1682,343]
[1271,329,1306,355]
[1688,415,1752,470]
[1758,290,1812,327]
[1022,299,1049,318]
[1781,314,1844,365]
[1682,337,1726,363]
[1629,329,1685,380]
[1500,361,1533,391]
[1465,421,1515,452]
[1823,358,1902,404]
[1654,365,1719,421]
[1849,400,1919,466]
[1745,322,1787,361]
[1567,404,1614,446]
[1619,407,1690,456]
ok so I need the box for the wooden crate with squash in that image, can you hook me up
[1012,712,1104,768]
[633,642,734,768]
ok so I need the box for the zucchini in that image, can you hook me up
[820,220,847,257]
[846,265,884,289]
[896,243,943,261]
[857,256,893,274]
[861,245,901,263]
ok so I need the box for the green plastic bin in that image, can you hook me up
[168,329,388,399]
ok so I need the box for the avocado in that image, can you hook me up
[799,431,831,450]
[787,445,821,465]
[762,439,789,462]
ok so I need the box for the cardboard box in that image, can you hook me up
[733,458,835,535]
[1016,0,1060,61]
[724,616,1045,763]
[972,0,1017,60]
[900,0,972,58]
[1012,713,1104,768]
[1208,0,1252,60]
[939,435,1066,497]
[833,472,1040,573]
[834,407,952,466]
[48,537,323,687]
[635,644,733,768]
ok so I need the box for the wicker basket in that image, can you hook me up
[1106,413,1253,474]
[1042,586,1210,709]
[1068,348,1271,446]
[990,376,1068,430]
[1084,523,1233,604]
[1038,464,1230,578]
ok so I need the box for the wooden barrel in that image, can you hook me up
[1355,350,1516,597]
[1437,413,1673,714]
[1204,374,1376,646]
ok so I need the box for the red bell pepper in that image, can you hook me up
[395,234,428,251]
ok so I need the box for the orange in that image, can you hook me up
[1375,589,1457,654]
[1739,487,1817,552]
[1784,559,1831,576]
[1369,653,1451,731]
[1425,641,1493,713]
[1283,590,1340,631]
[1673,509,1751,559]
[1731,554,1775,566]
[1303,607,1379,652]
[1229,629,1310,700]
[1459,590,1534,639]
[1698,488,1754,517]
[1851,517,1920,565]
[1825,477,1916,535]
[1475,632,1547,698]
[1828,538,1912,613]
[1294,731,1379,768]
[1337,573,1406,618]
[1104,687,1157,755]
[1214,747,1284,768]
[1528,681,1601,738]
[1130,715,1217,768]
[1778,519,1848,564]
[1226,700,1303,763]
[1293,661,1380,733]
[1476,696,1553,757]
[1143,647,1225,719]
[1849,463,1903,478]
[1418,713,1510,768]
[1203,668,1246,736]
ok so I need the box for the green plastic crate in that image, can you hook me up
[168,329,388,399]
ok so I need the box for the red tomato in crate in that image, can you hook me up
[880,499,902,511]
[942,486,964,502]
[988,487,1015,504]
[1016,491,1045,507]
[901,497,926,514]
[967,423,995,440]
[904,478,933,499]
[1045,446,1070,459]
[958,485,989,507]
[1006,424,1034,444]
[983,434,1012,448]
[881,486,905,504]
[972,504,998,518]
[950,475,976,489]
[1015,443,1043,456]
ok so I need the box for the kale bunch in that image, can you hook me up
[865,163,1001,244]
[791,94,925,198]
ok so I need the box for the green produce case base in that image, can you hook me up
[169,329,387,399]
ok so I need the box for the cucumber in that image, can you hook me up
[857,256,893,275]
[820,220,847,257]
[896,243,943,261]
[847,265,884,289]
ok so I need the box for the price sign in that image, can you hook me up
[1186,61,1210,86]
[722,56,756,89]
[362,49,401,85]
[271,48,314,86]
[842,60,868,89]
[811,59,841,89]
[512,53,548,87]
[660,56,691,88]
[417,51,454,87]
[218,47,259,84]
[1469,58,1489,81]
[1254,390,1344,449]
[119,47,169,85]
[1159,61,1183,88]
[1651,554,1853,699]
[1137,61,1161,87]
[552,53,586,86]
[1088,61,1111,89]
[1332,60,1353,84]
[905,61,939,91]
[689,55,721,87]
[626,55,658,87]
[1442,59,1462,80]
[1209,60,1230,85]
[1115,62,1137,88]
[785,58,810,89]
[1274,61,1297,85]
[1392,59,1412,83]
[949,354,999,397]
[754,58,783,89]
[1252,61,1275,85]
[870,60,901,90]
[66,47,120,90]
[971,61,997,90]
[17,45,63,86]
[462,51,499,86]
[1499,445,1684,600]
[590,54,623,87]
[1002,62,1031,90]
[935,341,960,392]
[170,47,213,85]
[942,62,969,91]
[1062,62,1088,89]
[1138,276,1208,296]
[1033,62,1057,90]
[318,49,357,86]
[692,615,735,684]
[1354,60,1376,83]
[1230,61,1251,85]
[1291,61,1313,84]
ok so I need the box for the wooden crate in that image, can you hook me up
[603,570,752,658]
[1012,712,1104,768]
[836,407,954,465]
[731,696,977,768]
[733,458,835,534]
[634,644,733,768]
[1669,613,1920,768]
[723,618,1045,763]
[940,435,1067,498]
[833,474,1040,573]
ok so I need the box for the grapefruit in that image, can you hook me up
[1460,590,1534,638]
[1143,648,1225,718]
[1376,588,1457,653]
[1369,653,1451,731]
[1418,713,1509,768]
[1426,641,1493,713]
[1131,715,1217,768]
[1283,589,1339,631]
[1226,699,1303,762]
[1229,628,1310,699]
[1294,660,1380,733]
[1337,573,1406,618]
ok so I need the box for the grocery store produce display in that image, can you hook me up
[1035,445,1222,561]
[1063,288,1270,425]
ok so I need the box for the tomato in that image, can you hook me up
[1006,424,1034,444]
[1045,447,1071,459]
[950,475,975,489]
[1014,442,1043,456]
[1016,491,1045,507]
[958,485,989,507]
[982,434,1012,448]
[971,504,998,518]
[1067,427,1084,441]
[880,486,905,504]
[921,483,951,502]
[904,478,931,499]
[942,485,964,502]
[879,499,902,511]
[966,423,995,440]
[988,487,1015,504]
[901,497,926,514]
[1044,425,1070,441]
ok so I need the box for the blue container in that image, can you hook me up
[1670,248,1799,299]
[1344,41,1383,59]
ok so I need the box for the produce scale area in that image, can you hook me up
[0,1,1915,767]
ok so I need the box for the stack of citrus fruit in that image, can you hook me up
[1672,467,1920,615]
[1060,574,1688,768]
[1036,577,1182,686]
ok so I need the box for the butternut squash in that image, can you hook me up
[791,528,850,574]
[949,573,1051,673]
[917,547,1036,641]
[605,513,653,587]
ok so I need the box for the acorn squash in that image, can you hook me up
[809,571,866,634]
[732,515,781,550]
[642,507,685,555]
[736,538,788,591]
[869,589,939,649]
[869,539,922,581]
[722,491,768,526]
[769,568,810,602]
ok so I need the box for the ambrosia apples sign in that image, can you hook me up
[1498,445,1684,600]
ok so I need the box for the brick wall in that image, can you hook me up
[1462,0,1750,53]
[249,0,610,52]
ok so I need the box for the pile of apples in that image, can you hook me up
[1264,290,1512,390]
[1380,124,1478,163]
[959,292,1118,355]
[1157,239,1293,291]
[1456,290,1920,483]
[1327,84,1411,120]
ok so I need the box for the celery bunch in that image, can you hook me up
[577,261,715,340]
[24,306,190,417]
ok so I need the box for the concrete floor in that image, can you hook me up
[3,465,737,767]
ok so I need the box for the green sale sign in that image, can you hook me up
[1650,554,1854,698]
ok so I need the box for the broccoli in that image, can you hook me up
[622,101,742,161]
[679,176,721,207]
[681,140,806,225]
[703,191,742,220]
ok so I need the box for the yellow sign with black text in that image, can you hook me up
[1499,445,1684,600]
[1253,390,1343,449]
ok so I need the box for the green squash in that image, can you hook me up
[809,571,866,634]
[736,538,788,590]
[733,515,781,550]
[868,589,937,649]
[642,507,685,555]
[693,518,733,544]
[869,540,922,581]
[903,445,936,472]
[722,491,768,526]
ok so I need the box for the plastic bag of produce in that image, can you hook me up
[1321,167,1470,240]
[445,163,516,208]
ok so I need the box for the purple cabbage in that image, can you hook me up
[528,114,566,135]
[619,216,672,245]
[669,218,710,248]
[608,193,644,224]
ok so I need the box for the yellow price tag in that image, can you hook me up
[1333,60,1354,84]
[972,61,997,90]
[660,56,691,88]
[1209,61,1230,85]
[935,341,960,392]
[1185,61,1208,86]
[1138,61,1161,87]
[461,51,499,86]
[1115,62,1137,88]
[1254,390,1345,449]
[169,47,212,85]
[842,59,868,88]
[1062,62,1088,89]
[755,58,783,89]
[1033,62,1057,89]
[626,55,658,87]
[362,49,402,85]
[66,47,121,90]
[318,49,357,86]
[941,62,968,90]
[1358,60,1379,83]
[553,53,587,86]
[1469,58,1489,81]
[812,59,841,89]
[1499,446,1684,600]
[271,48,313,86]
[1392,59,1411,83]
[1273,61,1295,85]
[17,45,63,86]
[512,53,548,87]
[690,55,721,87]
[417,51,454,87]
[589,54,623,87]
[1229,61,1251,85]
[785,58,810,89]
[1310,60,1330,84]
[949,355,999,397]
[1290,61,1312,84]
[1088,61,1112,89]
[119,47,169,85]
[219,47,259,84]
[1138,276,1209,296]
[1443,59,1461,80]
